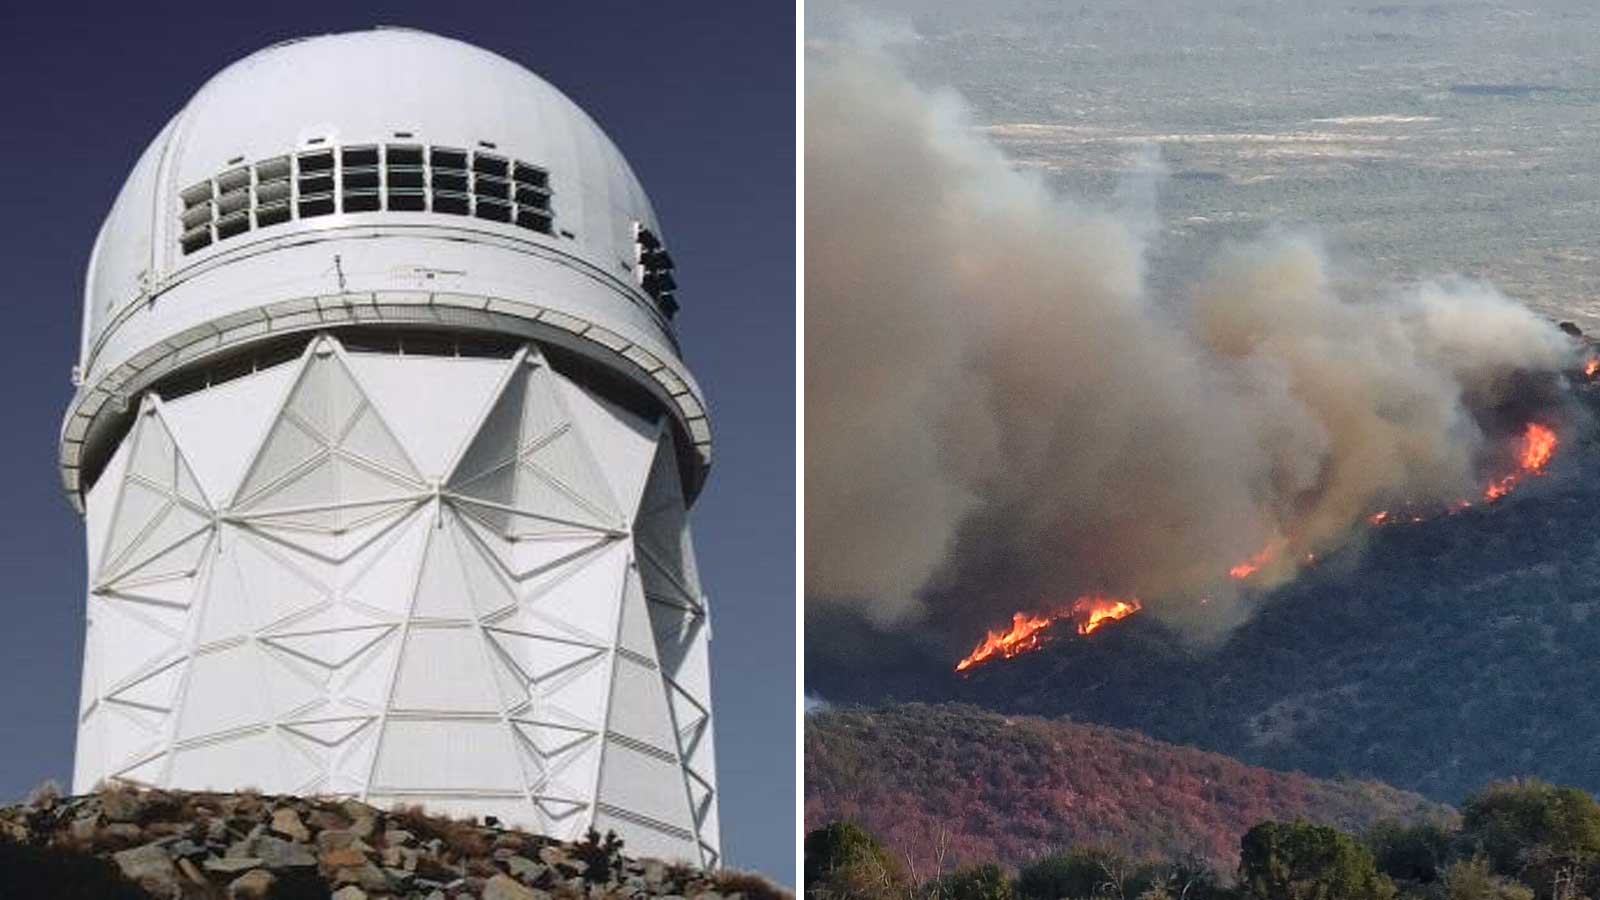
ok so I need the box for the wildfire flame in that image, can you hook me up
[953,612,1055,673]
[1484,422,1556,503]
[1586,357,1599,379]
[957,421,1561,672]
[955,596,1142,672]
[1228,539,1287,581]
[1077,596,1142,635]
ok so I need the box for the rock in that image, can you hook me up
[309,808,350,831]
[228,868,277,899]
[205,856,265,874]
[350,813,378,840]
[102,821,145,846]
[332,887,369,900]
[644,861,668,886]
[508,855,546,882]
[485,872,542,900]
[322,845,371,868]
[538,846,567,866]
[113,843,179,895]
[206,817,229,842]
[387,827,416,846]
[270,806,310,842]
[146,820,189,838]
[335,860,392,891]
[177,856,207,885]
[253,834,317,868]
[318,828,374,854]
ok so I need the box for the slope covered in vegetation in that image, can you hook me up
[805,704,1449,873]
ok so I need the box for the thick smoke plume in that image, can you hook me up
[804,47,1580,646]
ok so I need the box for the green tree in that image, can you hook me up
[1238,821,1396,900]
[1018,848,1150,900]
[937,864,1015,900]
[1365,819,1454,884]
[806,822,908,900]
[1438,857,1535,900]
[1460,781,1600,878]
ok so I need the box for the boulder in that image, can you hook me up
[485,872,544,900]
[252,834,317,868]
[205,856,265,874]
[227,868,277,899]
[113,843,179,896]
[270,806,310,842]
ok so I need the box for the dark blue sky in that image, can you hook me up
[0,1,794,883]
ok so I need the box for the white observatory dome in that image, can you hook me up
[65,28,722,866]
[65,27,709,507]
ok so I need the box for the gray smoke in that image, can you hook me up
[804,46,1579,645]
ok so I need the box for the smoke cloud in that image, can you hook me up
[804,46,1580,647]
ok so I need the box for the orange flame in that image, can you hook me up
[1585,357,1599,379]
[954,612,1055,672]
[1077,596,1142,635]
[955,595,1142,672]
[1228,539,1287,580]
[1484,422,1556,503]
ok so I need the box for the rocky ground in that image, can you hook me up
[0,786,787,900]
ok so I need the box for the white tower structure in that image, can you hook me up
[61,29,720,865]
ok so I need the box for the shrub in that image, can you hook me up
[1018,847,1149,900]
[807,822,908,900]
[1365,819,1453,884]
[937,864,1014,900]
[1460,780,1600,876]
[1238,821,1395,900]
[1438,857,1536,900]
[573,827,626,883]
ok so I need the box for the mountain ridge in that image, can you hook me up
[805,703,1451,873]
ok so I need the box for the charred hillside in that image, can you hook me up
[808,375,1600,807]
[804,704,1449,873]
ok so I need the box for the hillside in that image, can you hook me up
[804,703,1450,872]
[807,402,1600,808]
[0,786,786,900]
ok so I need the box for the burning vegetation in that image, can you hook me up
[956,597,1142,672]
[955,417,1571,673]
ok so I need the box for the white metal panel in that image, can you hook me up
[159,361,299,506]
[345,354,509,480]
[370,719,524,792]
[83,436,134,579]
[557,382,661,523]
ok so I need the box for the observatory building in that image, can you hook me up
[61,29,720,864]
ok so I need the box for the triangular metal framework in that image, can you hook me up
[74,333,720,865]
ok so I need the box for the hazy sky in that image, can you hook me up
[0,2,794,883]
